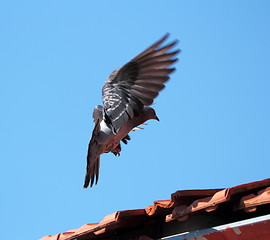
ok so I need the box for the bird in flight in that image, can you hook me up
[84,34,180,188]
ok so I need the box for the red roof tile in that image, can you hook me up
[237,186,270,212]
[40,178,270,240]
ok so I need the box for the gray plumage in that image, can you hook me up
[84,34,180,188]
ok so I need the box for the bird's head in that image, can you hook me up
[144,107,159,121]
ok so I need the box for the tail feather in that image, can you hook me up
[84,119,102,188]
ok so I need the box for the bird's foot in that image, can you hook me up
[121,135,131,144]
[110,142,121,156]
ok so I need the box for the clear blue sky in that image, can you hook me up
[1,1,269,239]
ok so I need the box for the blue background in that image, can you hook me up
[1,1,269,239]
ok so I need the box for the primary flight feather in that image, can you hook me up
[84,34,180,188]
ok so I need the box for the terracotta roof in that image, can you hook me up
[40,178,270,240]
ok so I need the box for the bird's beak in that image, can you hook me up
[155,116,160,121]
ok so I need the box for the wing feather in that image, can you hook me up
[102,34,179,133]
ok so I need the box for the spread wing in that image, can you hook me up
[102,33,180,134]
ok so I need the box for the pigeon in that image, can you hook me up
[84,33,180,188]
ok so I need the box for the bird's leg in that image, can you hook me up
[111,143,121,156]
[121,134,131,144]
[111,135,131,156]
[103,141,122,156]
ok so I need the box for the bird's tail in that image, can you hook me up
[84,154,100,188]
[84,119,102,188]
